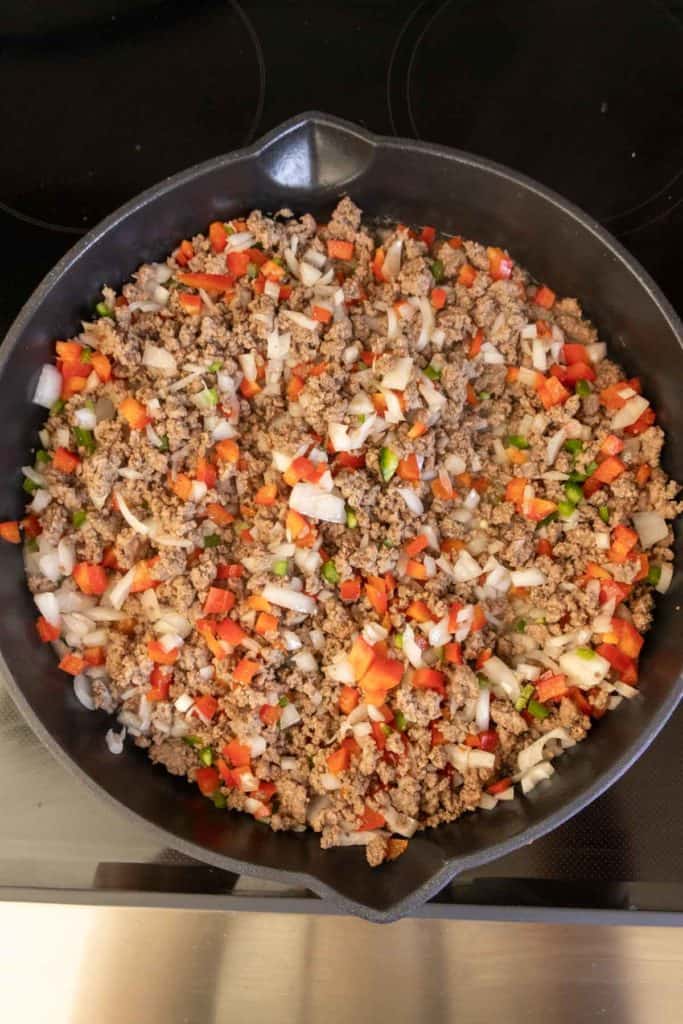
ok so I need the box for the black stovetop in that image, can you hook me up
[0,0,681,916]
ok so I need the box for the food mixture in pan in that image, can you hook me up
[9,198,679,867]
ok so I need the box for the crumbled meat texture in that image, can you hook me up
[21,197,679,865]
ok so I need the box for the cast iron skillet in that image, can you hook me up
[1,112,681,922]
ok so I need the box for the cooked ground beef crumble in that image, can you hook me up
[12,198,680,867]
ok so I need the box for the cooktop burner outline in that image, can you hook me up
[387,0,683,233]
[0,0,266,236]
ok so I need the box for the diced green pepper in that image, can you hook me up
[527,699,550,720]
[598,506,610,524]
[199,747,213,767]
[380,723,392,737]
[35,449,50,464]
[379,447,399,482]
[278,695,289,707]
[72,509,87,528]
[585,461,598,476]
[80,347,92,363]
[564,438,583,455]
[159,434,170,452]
[478,390,491,400]
[515,683,535,712]
[272,559,289,577]
[538,511,558,528]
[477,673,489,688]
[423,364,441,381]
[182,735,200,747]
[212,791,227,809]
[430,258,445,283]
[575,379,591,396]
[246,262,258,279]
[345,506,358,529]
[646,564,662,586]
[73,427,96,454]
[321,559,340,584]
[393,632,404,650]
[565,481,584,505]
[203,533,221,548]
[23,478,38,494]
[505,434,529,450]
[224,223,235,235]
[576,646,596,660]
[557,500,576,520]
[514,618,527,634]
[95,301,113,318]
[25,538,39,552]
[394,710,408,732]
[50,399,65,416]
[208,359,223,372]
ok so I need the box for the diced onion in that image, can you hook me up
[428,615,451,648]
[475,686,490,732]
[612,395,649,431]
[468,749,496,769]
[226,231,255,252]
[280,703,301,729]
[479,793,498,810]
[403,624,424,669]
[267,330,291,359]
[281,310,320,332]
[73,674,95,710]
[108,567,136,611]
[38,549,61,582]
[363,622,388,645]
[114,492,149,535]
[518,727,575,773]
[510,568,546,588]
[74,407,97,431]
[321,772,342,791]
[142,343,177,375]
[656,563,673,594]
[262,584,316,615]
[105,727,126,755]
[417,297,434,349]
[531,338,547,371]
[381,804,419,838]
[453,549,482,583]
[481,341,505,365]
[326,656,355,683]
[632,511,668,549]
[35,591,61,628]
[381,357,413,391]
[289,483,345,524]
[585,342,606,362]
[30,489,52,513]
[33,364,62,408]
[480,656,520,701]
[382,238,403,279]
[293,650,318,673]
[520,761,555,794]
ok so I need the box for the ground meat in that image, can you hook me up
[20,197,678,867]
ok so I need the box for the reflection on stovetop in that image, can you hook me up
[0,0,681,912]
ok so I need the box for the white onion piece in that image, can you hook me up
[479,793,498,810]
[419,375,447,414]
[238,352,257,381]
[293,546,322,575]
[267,329,291,359]
[35,591,61,628]
[656,563,673,594]
[481,341,505,365]
[632,511,668,549]
[518,728,575,773]
[545,428,567,467]
[38,550,61,582]
[293,650,318,673]
[289,483,345,524]
[480,656,519,701]
[114,492,149,535]
[57,538,75,576]
[428,615,451,648]
[381,357,413,391]
[33,364,62,408]
[612,395,649,431]
[520,761,555,794]
[510,568,546,588]
[212,419,236,442]
[403,624,424,669]
[299,261,322,287]
[262,584,316,615]
[105,728,126,755]
[73,674,95,710]
[73,407,97,431]
[495,786,515,802]
[226,231,255,252]
[30,489,52,513]
[468,749,496,769]
[382,238,403,279]
[348,392,374,416]
[320,773,341,792]
[174,693,193,713]
[326,656,355,683]
[142,343,177,375]
[531,338,548,371]
[108,567,136,610]
[452,550,482,583]
[398,487,424,515]
[280,703,301,729]
[281,310,319,332]
[381,804,419,838]
[585,342,607,362]
[613,680,639,699]
[417,297,434,349]
[363,621,388,645]
[475,686,490,732]
[444,453,466,475]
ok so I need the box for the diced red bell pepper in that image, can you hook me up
[600,434,625,458]
[596,642,637,678]
[223,739,251,767]
[590,455,626,487]
[254,483,278,506]
[525,498,558,522]
[203,587,235,615]
[83,646,105,667]
[365,581,388,615]
[563,343,590,365]
[412,667,446,694]
[195,457,217,489]
[444,642,463,665]
[430,722,445,746]
[609,525,638,564]
[196,766,221,796]
[535,673,569,703]
[339,577,361,602]
[534,285,556,309]
[487,777,513,796]
[468,328,484,358]
[339,685,360,715]
[206,503,234,527]
[326,746,350,774]
[73,562,108,595]
[360,655,404,693]
[537,374,570,409]
[565,362,596,383]
[599,579,631,607]
[487,246,513,280]
[536,538,553,557]
[610,617,644,658]
[36,616,60,642]
[0,520,21,544]
[327,239,354,260]
[215,438,240,463]
[174,239,194,266]
[430,287,447,309]
[348,636,375,682]
[259,703,282,726]
[405,559,428,581]
[470,604,488,633]
[233,658,261,684]
[358,806,386,831]
[208,221,228,253]
[194,694,218,721]
[147,640,179,665]
[479,729,499,752]
[177,271,235,293]
[59,652,87,676]
[312,305,333,323]
[90,351,111,382]
[625,407,656,436]
[371,719,388,750]
[505,477,526,506]
[420,225,436,246]
[406,598,432,622]
[52,447,80,474]
[178,292,202,315]
[397,454,421,482]
[118,397,149,429]
[458,263,477,287]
